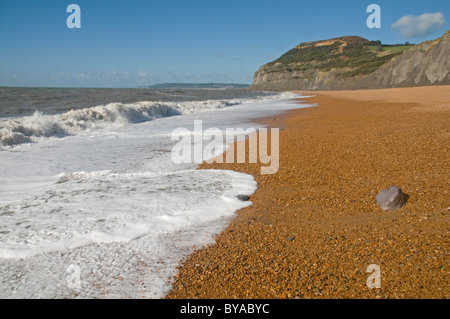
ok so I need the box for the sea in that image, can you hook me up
[0,86,312,298]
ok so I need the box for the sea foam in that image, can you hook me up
[0,96,278,147]
[0,91,311,298]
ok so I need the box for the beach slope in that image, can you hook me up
[166,85,449,299]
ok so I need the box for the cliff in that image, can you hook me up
[250,31,450,91]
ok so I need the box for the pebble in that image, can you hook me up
[237,195,250,201]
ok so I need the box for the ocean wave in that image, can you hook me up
[0,96,277,148]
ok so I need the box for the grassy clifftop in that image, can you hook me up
[252,32,449,90]
[265,36,413,79]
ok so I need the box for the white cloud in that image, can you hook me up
[106,70,118,77]
[138,71,147,78]
[75,72,88,80]
[391,12,445,38]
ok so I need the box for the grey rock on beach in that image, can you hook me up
[376,186,407,211]
[236,195,250,202]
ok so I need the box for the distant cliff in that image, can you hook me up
[251,31,450,91]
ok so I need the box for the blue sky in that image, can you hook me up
[0,0,448,88]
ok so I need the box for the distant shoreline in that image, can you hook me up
[138,83,251,90]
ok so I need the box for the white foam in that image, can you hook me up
[0,169,256,259]
[0,92,313,298]
[0,95,280,147]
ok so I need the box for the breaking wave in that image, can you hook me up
[0,97,273,147]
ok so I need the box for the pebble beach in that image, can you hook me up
[166,85,449,299]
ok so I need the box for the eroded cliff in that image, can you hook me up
[251,31,450,91]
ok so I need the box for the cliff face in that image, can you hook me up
[363,30,450,88]
[251,31,450,91]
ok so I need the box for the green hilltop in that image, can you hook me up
[266,36,414,79]
[252,31,449,90]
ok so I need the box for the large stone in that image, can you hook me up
[236,194,250,202]
[376,186,407,211]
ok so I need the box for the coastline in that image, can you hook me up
[166,85,449,299]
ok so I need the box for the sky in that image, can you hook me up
[0,0,449,88]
